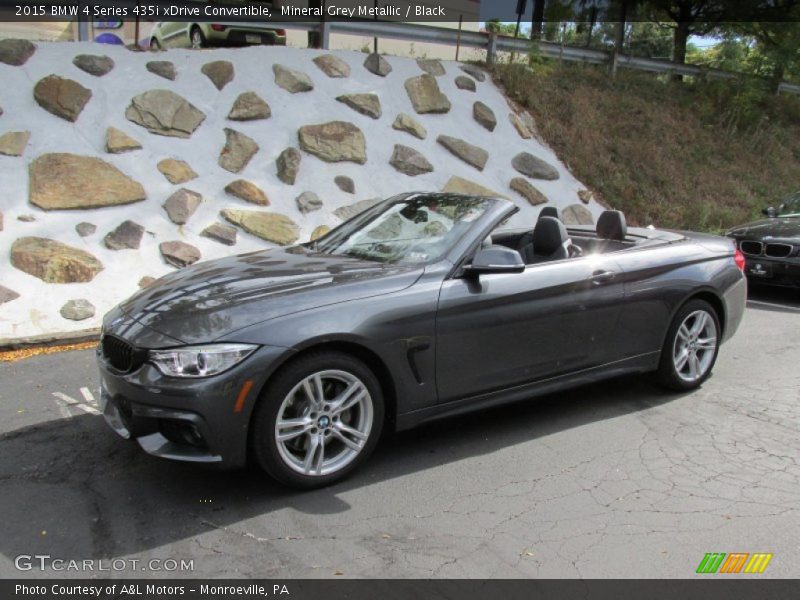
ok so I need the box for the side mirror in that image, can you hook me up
[762,207,777,218]
[465,247,525,276]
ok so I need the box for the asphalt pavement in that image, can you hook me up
[1,286,799,578]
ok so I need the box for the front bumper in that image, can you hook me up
[98,343,291,468]
[743,256,800,288]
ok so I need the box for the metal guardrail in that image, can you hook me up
[271,19,800,96]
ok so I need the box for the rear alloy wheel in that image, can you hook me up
[251,352,384,488]
[655,299,720,391]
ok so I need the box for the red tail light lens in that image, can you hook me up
[734,248,746,271]
[210,24,226,31]
[276,29,287,36]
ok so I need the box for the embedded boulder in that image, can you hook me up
[310,225,330,241]
[459,64,486,82]
[225,179,269,205]
[228,92,270,121]
[404,74,451,114]
[334,198,381,220]
[473,101,497,131]
[437,135,488,171]
[0,285,20,305]
[33,75,92,122]
[146,60,176,81]
[276,147,301,185]
[0,131,30,156]
[578,189,593,204]
[562,204,594,226]
[389,144,433,176]
[273,64,313,93]
[296,191,322,213]
[363,53,392,77]
[202,222,237,246]
[75,222,96,237]
[104,220,145,250]
[313,54,350,78]
[157,158,197,184]
[334,175,355,194]
[455,76,476,92]
[163,188,202,225]
[10,237,103,283]
[298,121,366,164]
[160,241,201,268]
[442,175,506,199]
[511,152,559,180]
[0,39,36,66]
[125,90,205,138]
[201,60,234,90]
[73,54,114,77]
[336,93,381,119]
[60,299,95,321]
[105,127,141,154]
[30,153,145,210]
[392,113,426,139]
[510,177,548,206]
[509,113,532,139]
[218,128,259,173]
[221,209,300,245]
[417,58,445,76]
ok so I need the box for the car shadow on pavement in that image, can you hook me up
[746,285,800,313]
[0,372,686,565]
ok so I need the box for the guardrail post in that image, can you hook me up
[320,20,331,50]
[608,49,618,78]
[487,32,498,67]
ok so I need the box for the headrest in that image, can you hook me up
[533,217,568,256]
[596,210,627,241]
[538,206,560,221]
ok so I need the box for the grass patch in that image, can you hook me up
[494,62,800,232]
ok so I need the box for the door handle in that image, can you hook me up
[590,270,616,285]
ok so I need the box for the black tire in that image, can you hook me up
[150,38,161,50]
[250,351,385,489]
[190,26,205,49]
[654,299,721,391]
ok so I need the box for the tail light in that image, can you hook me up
[275,29,286,36]
[734,248,746,271]
[210,24,226,31]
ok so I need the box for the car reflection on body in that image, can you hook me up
[98,193,746,488]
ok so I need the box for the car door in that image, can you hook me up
[435,254,624,404]
[159,22,188,48]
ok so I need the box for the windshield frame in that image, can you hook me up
[306,193,511,266]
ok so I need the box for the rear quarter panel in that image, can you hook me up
[611,236,744,356]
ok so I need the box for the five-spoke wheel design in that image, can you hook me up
[672,309,718,383]
[251,351,384,488]
[655,299,721,391]
[275,370,373,476]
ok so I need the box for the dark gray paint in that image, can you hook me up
[99,196,747,468]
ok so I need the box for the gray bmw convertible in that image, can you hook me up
[98,193,747,488]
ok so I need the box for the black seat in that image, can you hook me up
[596,210,627,241]
[529,217,570,263]
[538,206,561,221]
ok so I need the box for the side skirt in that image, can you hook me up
[395,351,661,431]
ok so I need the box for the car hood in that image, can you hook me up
[727,217,800,241]
[116,247,423,345]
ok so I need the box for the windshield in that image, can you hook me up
[777,192,800,217]
[314,194,495,264]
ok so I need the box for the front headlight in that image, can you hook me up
[149,344,258,378]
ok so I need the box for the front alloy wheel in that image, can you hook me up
[655,299,720,391]
[251,352,384,488]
